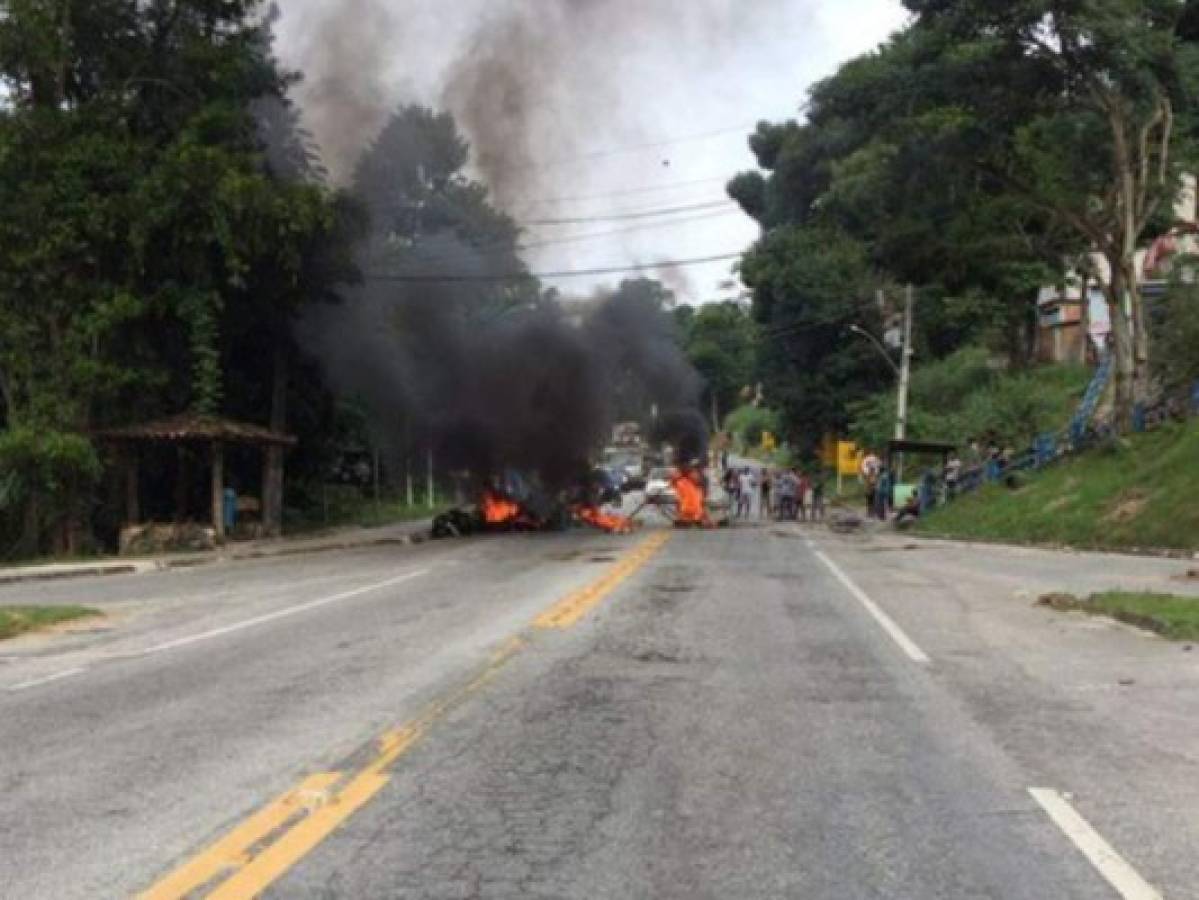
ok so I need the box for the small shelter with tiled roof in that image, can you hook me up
[96,414,296,543]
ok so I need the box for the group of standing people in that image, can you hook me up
[723,466,825,522]
[857,434,1009,524]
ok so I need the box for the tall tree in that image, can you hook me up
[900,0,1197,424]
[739,225,893,453]
[677,301,757,430]
[0,1,352,553]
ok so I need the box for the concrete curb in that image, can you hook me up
[0,562,150,586]
[904,530,1199,561]
[0,526,432,587]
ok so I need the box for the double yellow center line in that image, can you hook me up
[140,530,671,899]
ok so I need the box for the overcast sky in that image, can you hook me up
[273,1,910,304]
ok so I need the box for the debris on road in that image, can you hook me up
[828,512,864,534]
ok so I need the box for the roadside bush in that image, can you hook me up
[0,427,102,559]
[1154,278,1199,395]
[724,404,782,450]
[849,346,1089,451]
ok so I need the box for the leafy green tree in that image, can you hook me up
[677,301,757,428]
[0,1,354,553]
[898,0,1198,425]
[731,25,1076,368]
[739,225,893,454]
[849,346,1090,452]
[1154,272,1199,394]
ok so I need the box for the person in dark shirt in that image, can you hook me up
[811,475,826,521]
[895,490,921,524]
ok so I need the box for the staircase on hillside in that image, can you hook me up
[1068,353,1114,445]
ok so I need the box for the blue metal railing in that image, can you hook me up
[922,372,1198,514]
[1068,353,1113,446]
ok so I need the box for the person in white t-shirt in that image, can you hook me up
[737,469,755,518]
[860,452,882,516]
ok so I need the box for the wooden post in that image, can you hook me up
[124,450,140,525]
[427,447,435,509]
[262,344,288,537]
[174,445,189,523]
[211,442,225,543]
[405,455,413,507]
[373,447,382,516]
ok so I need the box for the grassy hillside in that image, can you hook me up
[917,420,1199,552]
[850,347,1090,452]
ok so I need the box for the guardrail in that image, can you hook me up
[922,375,1199,513]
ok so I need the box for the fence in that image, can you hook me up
[925,364,1199,511]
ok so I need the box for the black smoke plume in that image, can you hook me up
[299,241,706,490]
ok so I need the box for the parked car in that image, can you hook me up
[644,467,675,499]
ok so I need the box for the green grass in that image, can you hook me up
[917,419,1199,552]
[850,347,1091,452]
[0,606,101,641]
[1040,591,1199,640]
[286,487,449,535]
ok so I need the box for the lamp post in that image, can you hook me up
[847,324,900,377]
[848,285,916,479]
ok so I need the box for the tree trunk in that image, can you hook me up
[261,344,287,538]
[174,445,190,522]
[125,451,140,525]
[21,489,40,558]
[1130,273,1153,405]
[1078,274,1091,365]
[1104,267,1135,432]
[211,442,225,544]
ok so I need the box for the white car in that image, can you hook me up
[644,467,676,499]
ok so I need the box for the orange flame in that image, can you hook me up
[481,489,522,526]
[672,468,712,527]
[574,505,635,534]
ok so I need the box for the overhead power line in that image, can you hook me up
[358,208,746,274]
[350,207,748,278]
[526,199,737,226]
[528,175,731,207]
[519,208,746,250]
[366,252,743,284]
[508,123,755,173]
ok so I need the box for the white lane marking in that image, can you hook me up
[807,542,930,664]
[139,569,431,656]
[8,667,86,692]
[1029,788,1163,900]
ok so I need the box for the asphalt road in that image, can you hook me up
[2,515,1196,898]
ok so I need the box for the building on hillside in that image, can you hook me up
[1036,174,1197,364]
[1036,278,1110,365]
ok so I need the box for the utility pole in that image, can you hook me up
[894,284,915,482]
[895,284,914,442]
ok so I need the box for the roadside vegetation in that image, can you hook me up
[0,606,100,641]
[724,405,782,452]
[1039,591,1199,641]
[917,420,1199,552]
[849,347,1090,452]
[286,487,447,534]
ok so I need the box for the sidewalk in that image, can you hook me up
[0,519,433,587]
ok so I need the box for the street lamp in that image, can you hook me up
[848,285,916,468]
[847,324,901,377]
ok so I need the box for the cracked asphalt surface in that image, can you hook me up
[2,517,1197,898]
